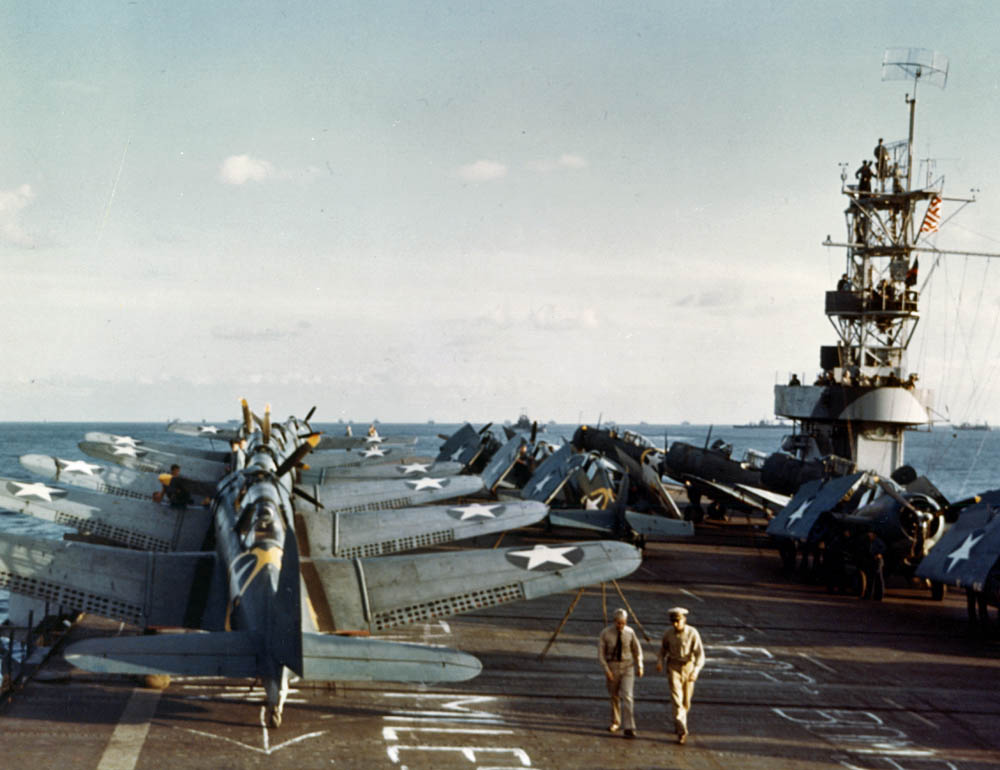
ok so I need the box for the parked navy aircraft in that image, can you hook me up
[767,470,949,599]
[571,425,684,518]
[436,422,503,473]
[916,490,1000,630]
[0,406,641,727]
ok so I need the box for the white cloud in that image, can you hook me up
[558,153,588,169]
[219,154,275,185]
[0,184,36,247]
[458,159,507,182]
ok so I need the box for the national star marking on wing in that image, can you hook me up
[945,532,984,571]
[111,446,140,456]
[785,499,811,528]
[507,544,579,569]
[58,459,102,475]
[449,503,499,520]
[11,482,61,502]
[362,447,386,458]
[110,435,139,447]
[409,477,445,491]
[398,463,430,475]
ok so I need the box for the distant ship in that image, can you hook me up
[732,419,789,429]
[953,421,990,431]
[513,410,544,432]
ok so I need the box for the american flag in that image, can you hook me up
[920,195,942,233]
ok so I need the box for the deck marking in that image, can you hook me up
[96,688,162,770]
[798,652,837,673]
[679,588,704,602]
[382,726,513,740]
[174,725,326,755]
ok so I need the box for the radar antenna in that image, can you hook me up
[881,48,948,193]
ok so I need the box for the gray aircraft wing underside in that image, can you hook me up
[301,460,464,484]
[301,475,485,514]
[522,445,585,504]
[0,476,212,552]
[435,423,486,467]
[21,454,165,500]
[480,435,528,493]
[0,532,227,630]
[766,472,867,542]
[916,492,1000,590]
[547,508,694,539]
[300,539,642,633]
[296,500,549,559]
[83,432,230,463]
[79,441,228,484]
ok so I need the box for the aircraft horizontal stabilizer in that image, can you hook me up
[301,632,481,682]
[65,631,260,677]
[547,509,693,538]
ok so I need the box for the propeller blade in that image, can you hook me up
[530,421,538,444]
[263,404,272,445]
[304,406,317,422]
[276,433,321,478]
[292,485,325,509]
[241,398,253,435]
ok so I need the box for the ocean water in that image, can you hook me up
[1,420,998,622]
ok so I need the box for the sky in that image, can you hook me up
[3,1,1000,424]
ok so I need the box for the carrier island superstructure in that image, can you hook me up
[773,49,960,478]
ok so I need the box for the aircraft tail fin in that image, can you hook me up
[301,632,481,682]
[65,631,261,677]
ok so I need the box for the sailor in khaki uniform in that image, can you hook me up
[598,608,644,737]
[656,606,705,744]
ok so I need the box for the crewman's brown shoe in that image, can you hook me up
[608,723,620,732]
[624,729,636,738]
[677,732,687,745]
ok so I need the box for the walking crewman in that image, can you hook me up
[598,608,644,738]
[656,606,705,744]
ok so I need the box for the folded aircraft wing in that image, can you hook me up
[300,540,641,633]
[305,460,464,483]
[435,423,485,467]
[83,432,230,463]
[21,454,163,499]
[297,500,548,558]
[65,629,481,683]
[766,473,866,542]
[480,435,527,493]
[303,475,485,514]
[691,476,790,517]
[522,445,585,504]
[79,440,227,484]
[916,495,1000,590]
[0,532,226,629]
[167,421,240,442]
[0,476,212,552]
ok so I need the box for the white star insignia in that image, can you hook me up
[507,544,578,569]
[110,435,139,447]
[450,503,499,520]
[57,459,102,475]
[785,499,811,529]
[584,495,603,510]
[945,532,984,571]
[198,425,220,434]
[11,482,61,502]
[365,435,384,444]
[531,472,555,494]
[449,447,465,462]
[408,476,445,491]
[363,446,386,458]
[398,463,430,475]
[111,445,139,457]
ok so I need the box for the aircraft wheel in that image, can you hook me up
[930,581,945,601]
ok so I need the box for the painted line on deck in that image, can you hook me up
[96,688,162,770]
[679,588,704,602]
[797,652,837,673]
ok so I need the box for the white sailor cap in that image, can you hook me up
[668,606,689,618]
